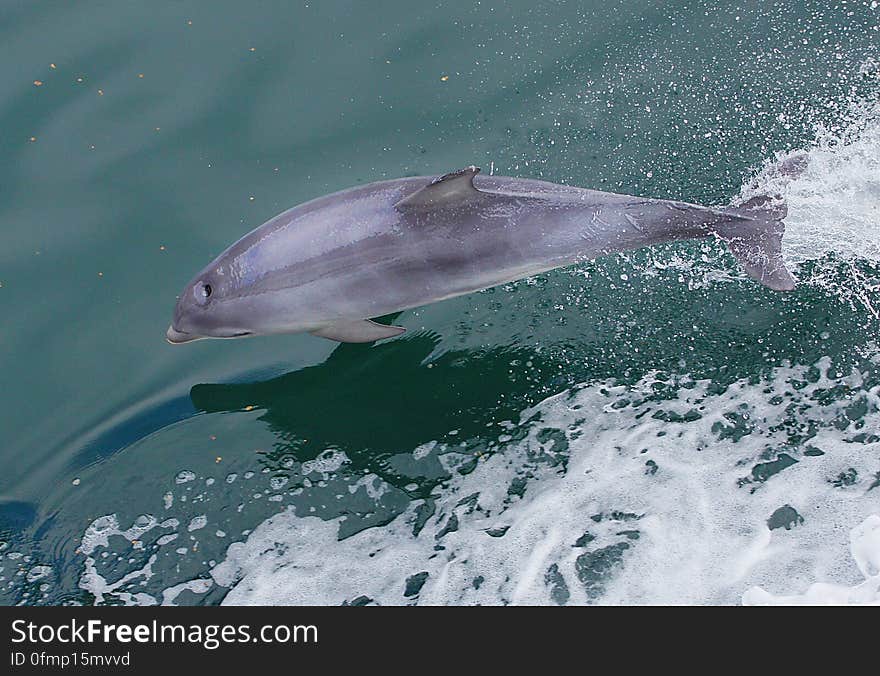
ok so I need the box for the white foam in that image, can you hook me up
[161,578,213,606]
[207,357,879,606]
[187,515,207,532]
[26,566,52,583]
[743,515,880,605]
[741,96,880,315]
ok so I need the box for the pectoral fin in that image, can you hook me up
[310,319,406,343]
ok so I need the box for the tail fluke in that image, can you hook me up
[720,151,808,292]
[722,198,796,291]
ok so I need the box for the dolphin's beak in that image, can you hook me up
[166,325,203,344]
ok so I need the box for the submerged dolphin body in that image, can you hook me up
[167,162,802,344]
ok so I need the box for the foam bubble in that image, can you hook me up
[743,515,880,605]
[26,566,52,583]
[187,516,207,532]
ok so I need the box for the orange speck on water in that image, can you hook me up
[215,456,222,463]
[33,80,43,86]
[243,405,256,411]
[28,136,36,142]
[440,75,449,81]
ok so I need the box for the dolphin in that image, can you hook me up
[167,159,803,344]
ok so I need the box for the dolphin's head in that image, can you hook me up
[166,262,256,344]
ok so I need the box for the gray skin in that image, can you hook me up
[167,165,797,344]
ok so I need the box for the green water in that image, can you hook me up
[1,1,879,605]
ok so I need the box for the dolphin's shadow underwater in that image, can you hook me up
[189,332,569,497]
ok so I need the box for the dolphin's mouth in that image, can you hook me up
[166,325,203,344]
[166,326,253,344]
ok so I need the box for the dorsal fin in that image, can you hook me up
[395,166,482,209]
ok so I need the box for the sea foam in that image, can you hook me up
[206,358,879,605]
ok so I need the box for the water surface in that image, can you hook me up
[1,0,879,605]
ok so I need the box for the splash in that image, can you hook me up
[741,90,880,316]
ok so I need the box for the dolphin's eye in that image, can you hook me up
[193,281,212,306]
